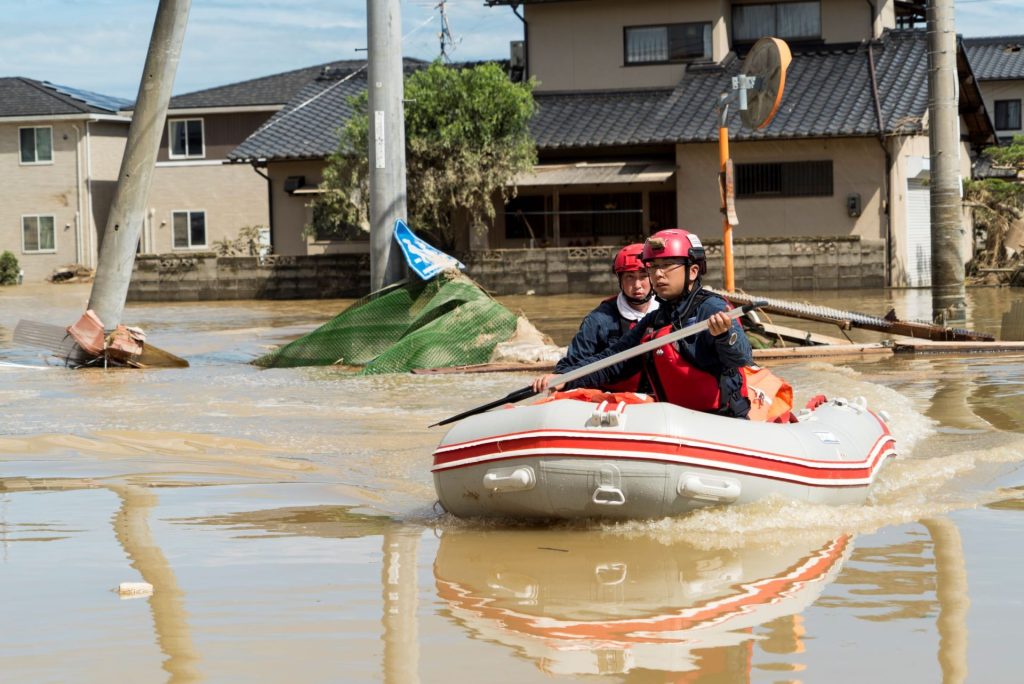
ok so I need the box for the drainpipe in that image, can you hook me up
[864,0,877,40]
[72,123,85,266]
[866,41,892,285]
[250,162,273,251]
[511,3,529,81]
[85,120,96,267]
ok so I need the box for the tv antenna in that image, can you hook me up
[717,37,791,291]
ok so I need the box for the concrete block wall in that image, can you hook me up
[464,236,886,295]
[128,252,369,301]
[127,236,885,301]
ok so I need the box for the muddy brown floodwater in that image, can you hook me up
[1,282,1023,683]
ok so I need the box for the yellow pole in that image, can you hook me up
[719,125,734,291]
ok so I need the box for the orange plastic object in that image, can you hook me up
[533,388,655,406]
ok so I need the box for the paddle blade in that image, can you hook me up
[430,385,537,428]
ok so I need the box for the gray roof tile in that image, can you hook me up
[229,69,368,161]
[230,29,993,161]
[0,77,124,117]
[964,36,1024,80]
[164,60,368,110]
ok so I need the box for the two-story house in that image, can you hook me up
[0,78,131,282]
[964,36,1024,145]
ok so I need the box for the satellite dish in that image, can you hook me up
[739,37,792,130]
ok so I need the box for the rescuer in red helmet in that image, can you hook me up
[554,244,659,392]
[536,229,753,418]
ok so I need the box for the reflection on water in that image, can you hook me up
[433,528,850,678]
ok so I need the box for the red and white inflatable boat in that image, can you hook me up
[432,392,896,519]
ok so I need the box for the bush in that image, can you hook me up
[0,251,20,285]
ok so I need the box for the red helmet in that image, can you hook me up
[642,229,707,275]
[612,243,646,274]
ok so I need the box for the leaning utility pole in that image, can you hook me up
[88,0,191,329]
[927,0,966,325]
[367,0,408,291]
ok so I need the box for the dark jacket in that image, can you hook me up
[554,298,629,374]
[560,288,753,417]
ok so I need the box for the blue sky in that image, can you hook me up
[0,0,1021,100]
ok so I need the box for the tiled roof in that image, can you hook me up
[163,60,369,111]
[964,36,1024,80]
[534,30,938,149]
[228,68,368,162]
[0,77,126,117]
[229,29,994,162]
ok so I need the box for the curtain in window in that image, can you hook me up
[627,26,669,63]
[778,2,820,39]
[733,4,775,42]
[173,212,189,247]
[22,217,39,251]
[38,216,55,250]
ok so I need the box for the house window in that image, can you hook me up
[560,192,643,241]
[736,161,833,197]
[168,118,205,158]
[19,126,53,164]
[22,215,56,253]
[994,100,1022,130]
[172,210,207,248]
[733,1,821,43]
[624,22,712,64]
[505,195,552,241]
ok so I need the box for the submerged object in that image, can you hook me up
[432,392,896,520]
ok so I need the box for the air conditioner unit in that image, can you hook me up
[510,41,525,69]
[284,176,305,194]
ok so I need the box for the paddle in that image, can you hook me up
[429,301,766,427]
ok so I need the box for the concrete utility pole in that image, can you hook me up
[88,0,191,329]
[927,0,966,325]
[367,0,408,291]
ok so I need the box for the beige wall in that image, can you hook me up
[887,134,974,288]
[0,118,130,282]
[266,160,371,256]
[525,0,897,92]
[675,137,886,242]
[976,79,1024,139]
[526,0,725,91]
[145,162,269,254]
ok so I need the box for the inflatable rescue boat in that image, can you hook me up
[432,392,896,519]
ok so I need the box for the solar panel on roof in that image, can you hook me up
[43,82,132,112]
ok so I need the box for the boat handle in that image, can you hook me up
[592,485,626,505]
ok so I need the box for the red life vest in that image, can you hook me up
[639,324,725,410]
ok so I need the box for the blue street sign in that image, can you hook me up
[393,220,465,280]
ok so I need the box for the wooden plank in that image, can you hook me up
[754,322,853,346]
[753,343,893,360]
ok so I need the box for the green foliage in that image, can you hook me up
[212,225,269,257]
[310,61,537,249]
[983,134,1024,167]
[0,250,20,285]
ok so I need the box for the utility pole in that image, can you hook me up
[927,0,966,325]
[87,0,191,329]
[367,0,408,291]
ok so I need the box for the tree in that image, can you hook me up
[965,135,1024,272]
[311,61,537,250]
